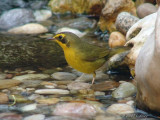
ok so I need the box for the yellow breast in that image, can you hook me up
[64,48,104,74]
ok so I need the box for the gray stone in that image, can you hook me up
[51,72,77,80]
[137,3,157,18]
[0,74,6,80]
[0,8,35,30]
[112,82,137,98]
[115,12,139,35]
[34,10,52,21]
[67,82,91,90]
[13,74,50,81]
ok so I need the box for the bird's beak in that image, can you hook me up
[47,37,56,41]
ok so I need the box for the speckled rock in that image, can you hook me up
[35,89,69,95]
[51,72,77,81]
[112,82,137,98]
[0,79,21,89]
[109,32,126,48]
[137,3,157,18]
[0,8,35,30]
[23,114,45,120]
[98,0,136,32]
[106,103,134,114]
[115,12,139,35]
[8,23,48,34]
[53,102,97,117]
[13,74,50,81]
[34,10,52,21]
[67,82,91,90]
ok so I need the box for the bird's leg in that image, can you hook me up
[92,72,96,85]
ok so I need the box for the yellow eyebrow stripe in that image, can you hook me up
[53,34,66,38]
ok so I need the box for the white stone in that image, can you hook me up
[34,10,52,21]
[106,104,134,115]
[8,23,48,34]
[13,74,50,81]
[21,103,37,112]
[56,27,86,38]
[35,89,69,95]
[24,114,45,120]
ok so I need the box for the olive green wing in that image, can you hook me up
[75,43,110,62]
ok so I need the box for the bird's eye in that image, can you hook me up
[58,35,63,40]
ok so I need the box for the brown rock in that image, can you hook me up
[91,81,120,91]
[49,0,105,15]
[0,113,22,120]
[135,0,156,7]
[109,32,126,48]
[36,98,59,105]
[137,3,157,18]
[0,93,8,104]
[0,79,21,89]
[98,0,136,32]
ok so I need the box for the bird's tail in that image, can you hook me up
[107,46,131,59]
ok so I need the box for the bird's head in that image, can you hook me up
[49,32,81,50]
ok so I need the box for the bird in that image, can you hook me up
[49,32,129,84]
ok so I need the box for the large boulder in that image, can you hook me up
[98,0,136,32]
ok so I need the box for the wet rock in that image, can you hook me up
[53,80,73,85]
[57,17,96,31]
[5,74,13,79]
[0,8,35,30]
[137,3,157,18]
[46,116,87,120]
[49,0,105,14]
[95,115,122,120]
[21,103,37,112]
[36,98,59,105]
[94,91,105,96]
[0,74,6,80]
[86,101,104,114]
[76,71,109,82]
[34,10,52,21]
[13,74,50,81]
[9,94,31,103]
[60,97,73,102]
[67,82,91,90]
[91,81,120,91]
[0,93,8,104]
[41,81,57,89]
[24,114,45,120]
[99,0,136,32]
[29,0,49,10]
[51,72,77,81]
[53,102,97,117]
[135,0,156,7]
[115,12,139,35]
[109,32,126,48]
[0,79,21,89]
[35,89,69,95]
[112,82,136,98]
[106,103,134,114]
[8,23,48,34]
[22,80,42,88]
[56,27,86,38]
[0,113,22,120]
